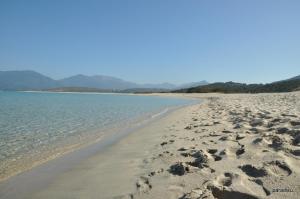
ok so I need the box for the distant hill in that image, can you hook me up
[174,77,300,93]
[0,70,207,91]
[2,70,299,93]
[140,83,176,90]
[289,75,300,81]
[58,75,207,90]
[59,74,139,90]
[0,70,58,90]
[176,81,209,89]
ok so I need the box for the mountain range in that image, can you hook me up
[1,70,299,93]
[0,70,208,91]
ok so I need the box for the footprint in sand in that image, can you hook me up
[267,135,285,150]
[236,134,245,140]
[251,179,271,196]
[148,168,164,177]
[252,137,263,144]
[213,155,222,161]
[136,176,152,193]
[276,127,290,134]
[289,149,300,157]
[222,130,233,134]
[179,188,213,199]
[239,164,268,178]
[263,160,292,176]
[206,172,264,199]
[185,125,193,130]
[169,162,190,176]
[160,141,168,146]
[216,172,237,186]
[207,149,218,154]
[187,150,210,168]
[292,134,300,146]
[290,120,300,126]
[249,118,264,127]
[235,146,245,156]
[206,149,223,161]
[160,139,175,146]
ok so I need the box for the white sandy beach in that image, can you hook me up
[1,92,300,199]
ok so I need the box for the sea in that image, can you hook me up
[0,91,193,180]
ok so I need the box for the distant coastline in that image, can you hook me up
[1,70,300,94]
[0,70,208,92]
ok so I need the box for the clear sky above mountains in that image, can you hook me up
[0,0,299,84]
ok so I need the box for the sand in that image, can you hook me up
[1,92,300,199]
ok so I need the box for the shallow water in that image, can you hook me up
[0,91,191,180]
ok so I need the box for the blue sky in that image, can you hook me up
[0,0,299,84]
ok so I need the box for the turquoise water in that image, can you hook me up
[0,91,191,178]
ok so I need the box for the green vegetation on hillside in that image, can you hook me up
[174,79,300,93]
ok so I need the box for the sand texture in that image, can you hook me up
[116,92,300,199]
[1,92,300,199]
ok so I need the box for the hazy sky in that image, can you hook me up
[0,0,299,84]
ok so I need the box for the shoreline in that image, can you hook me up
[0,92,195,183]
[1,92,300,199]
[0,97,199,198]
